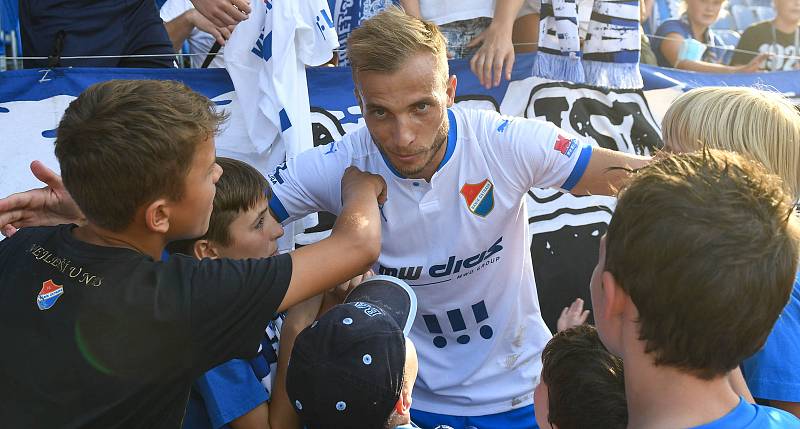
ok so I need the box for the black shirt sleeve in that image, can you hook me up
[168,253,292,376]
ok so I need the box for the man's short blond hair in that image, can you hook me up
[347,6,449,86]
[662,86,800,202]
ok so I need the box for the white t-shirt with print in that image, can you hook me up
[267,106,592,416]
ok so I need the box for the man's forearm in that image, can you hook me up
[164,11,196,51]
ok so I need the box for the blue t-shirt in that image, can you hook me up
[183,315,285,429]
[690,397,800,428]
[652,16,730,67]
[742,272,800,403]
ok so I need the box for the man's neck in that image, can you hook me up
[72,223,166,260]
[623,352,740,429]
[774,16,799,35]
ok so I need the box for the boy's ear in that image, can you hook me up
[144,199,171,234]
[193,239,220,259]
[601,271,628,319]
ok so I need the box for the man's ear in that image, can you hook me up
[601,271,627,319]
[394,386,413,417]
[445,74,457,107]
[144,199,170,234]
[193,239,220,260]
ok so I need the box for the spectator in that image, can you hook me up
[0,79,384,427]
[286,276,420,429]
[592,150,800,428]
[400,0,540,88]
[18,0,248,68]
[161,0,235,69]
[661,86,800,418]
[651,0,768,72]
[731,0,800,71]
[534,324,627,429]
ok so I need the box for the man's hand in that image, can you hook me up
[0,161,85,237]
[557,298,590,332]
[190,0,251,27]
[189,9,237,46]
[341,166,387,205]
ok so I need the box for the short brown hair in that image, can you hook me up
[166,157,269,254]
[541,324,627,429]
[605,150,800,379]
[55,79,227,231]
[347,6,448,85]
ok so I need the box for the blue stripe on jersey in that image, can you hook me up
[269,194,290,223]
[379,108,459,179]
[436,109,458,171]
[561,144,593,191]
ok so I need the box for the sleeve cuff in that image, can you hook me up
[561,144,593,191]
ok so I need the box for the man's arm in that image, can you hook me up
[190,0,251,27]
[769,400,800,418]
[164,8,234,49]
[569,146,650,196]
[398,0,422,18]
[278,167,384,312]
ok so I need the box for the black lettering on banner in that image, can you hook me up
[524,81,663,155]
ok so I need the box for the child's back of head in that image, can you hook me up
[535,324,626,429]
[600,150,799,380]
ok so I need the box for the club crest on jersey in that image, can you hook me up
[460,179,494,217]
[554,134,578,157]
[37,279,64,311]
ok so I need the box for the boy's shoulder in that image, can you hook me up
[693,398,800,429]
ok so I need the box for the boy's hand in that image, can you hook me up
[341,167,387,205]
[557,298,590,332]
[0,161,85,237]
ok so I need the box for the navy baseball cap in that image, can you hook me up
[286,275,417,429]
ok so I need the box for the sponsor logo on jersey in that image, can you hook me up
[37,279,64,311]
[378,237,503,281]
[460,179,494,217]
[496,119,510,133]
[554,134,578,157]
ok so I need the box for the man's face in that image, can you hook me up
[168,136,222,240]
[355,52,456,181]
[215,198,284,259]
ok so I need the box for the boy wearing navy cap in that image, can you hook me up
[287,275,420,429]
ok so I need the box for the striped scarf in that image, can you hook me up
[534,0,643,89]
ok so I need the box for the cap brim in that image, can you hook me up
[344,275,417,335]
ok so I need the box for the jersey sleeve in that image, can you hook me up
[471,109,592,194]
[177,253,292,374]
[158,0,191,22]
[267,140,353,224]
[193,359,270,428]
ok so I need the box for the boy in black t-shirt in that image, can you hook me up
[0,80,385,429]
[731,0,800,71]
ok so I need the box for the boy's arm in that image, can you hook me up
[269,296,323,429]
[279,167,385,312]
[230,403,269,429]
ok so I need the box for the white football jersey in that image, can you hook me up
[268,107,592,415]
